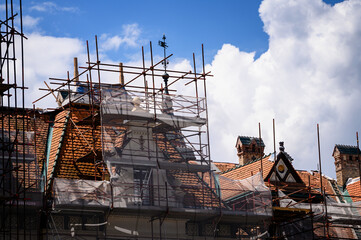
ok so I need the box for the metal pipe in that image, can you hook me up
[119,62,124,85]
[317,123,329,239]
[74,57,79,82]
[357,132,361,191]
[259,122,263,176]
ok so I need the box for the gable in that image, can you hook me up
[265,152,304,184]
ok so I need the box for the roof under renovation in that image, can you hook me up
[2,4,361,238]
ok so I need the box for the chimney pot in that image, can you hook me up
[119,63,124,85]
[74,57,79,82]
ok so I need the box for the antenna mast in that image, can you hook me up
[158,34,169,94]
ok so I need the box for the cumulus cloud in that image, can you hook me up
[30,2,77,13]
[22,15,41,29]
[101,24,141,51]
[207,0,361,177]
[22,34,85,108]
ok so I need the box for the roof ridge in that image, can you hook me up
[220,153,272,174]
[335,144,359,148]
[238,135,263,139]
[213,161,237,165]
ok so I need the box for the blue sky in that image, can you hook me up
[22,0,345,62]
[15,0,361,178]
[24,0,268,62]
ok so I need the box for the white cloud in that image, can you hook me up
[30,2,77,13]
[13,0,361,179]
[22,15,41,29]
[207,0,361,177]
[101,24,141,51]
[23,33,85,108]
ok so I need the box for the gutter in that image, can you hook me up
[42,120,54,192]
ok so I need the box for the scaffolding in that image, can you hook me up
[2,5,359,237]
[31,37,273,239]
[265,173,361,240]
[0,0,44,239]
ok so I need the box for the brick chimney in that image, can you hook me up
[236,136,265,165]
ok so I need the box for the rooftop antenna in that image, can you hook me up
[158,34,169,94]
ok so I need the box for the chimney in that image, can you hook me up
[119,63,124,85]
[74,57,79,82]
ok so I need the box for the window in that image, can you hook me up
[134,168,153,205]
[252,145,255,152]
[349,156,353,161]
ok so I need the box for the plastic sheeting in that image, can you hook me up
[218,172,273,215]
[53,172,272,217]
[53,178,112,207]
[279,191,361,223]
[278,190,361,239]
[100,87,208,180]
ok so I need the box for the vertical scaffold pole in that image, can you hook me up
[357,132,361,191]
[317,124,329,239]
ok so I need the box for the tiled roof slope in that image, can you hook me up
[346,178,361,202]
[237,136,265,147]
[47,108,109,193]
[213,162,237,173]
[34,114,51,169]
[1,109,49,190]
[297,170,338,201]
[157,132,221,208]
[334,144,360,155]
[47,110,69,185]
[220,154,273,180]
[313,223,356,239]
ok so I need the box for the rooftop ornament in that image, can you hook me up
[158,34,169,94]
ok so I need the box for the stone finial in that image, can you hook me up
[132,97,146,112]
[279,142,285,152]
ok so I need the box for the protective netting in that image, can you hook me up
[54,178,111,206]
[53,172,272,217]
[0,129,42,196]
[53,173,272,239]
[278,190,361,239]
[52,86,273,239]
[93,86,273,217]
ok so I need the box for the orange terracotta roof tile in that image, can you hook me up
[221,154,273,180]
[156,131,221,208]
[1,109,49,190]
[297,170,337,200]
[213,162,237,172]
[346,178,361,202]
[49,108,108,185]
[47,110,70,186]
